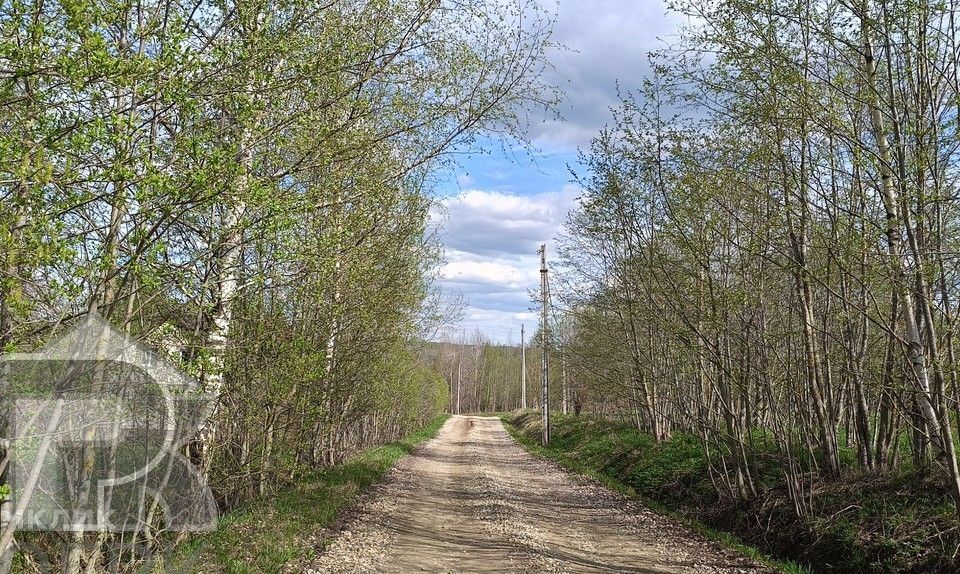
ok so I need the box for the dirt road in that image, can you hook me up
[305,416,773,573]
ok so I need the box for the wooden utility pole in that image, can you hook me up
[539,244,550,445]
[521,323,527,409]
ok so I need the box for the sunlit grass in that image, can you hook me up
[175,415,449,573]
[501,411,809,574]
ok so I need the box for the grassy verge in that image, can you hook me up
[500,411,811,574]
[175,414,449,573]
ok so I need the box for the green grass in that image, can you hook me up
[175,414,450,573]
[501,411,810,574]
[503,411,960,573]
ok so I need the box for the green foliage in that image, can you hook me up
[504,412,960,573]
[503,413,807,574]
[176,415,449,573]
[508,412,713,504]
[0,0,555,568]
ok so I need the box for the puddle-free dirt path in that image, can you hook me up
[306,415,772,573]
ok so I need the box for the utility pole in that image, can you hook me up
[521,323,527,409]
[539,244,550,445]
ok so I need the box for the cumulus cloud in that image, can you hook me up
[440,260,533,289]
[429,0,685,341]
[434,187,578,258]
[431,187,578,342]
[528,0,684,148]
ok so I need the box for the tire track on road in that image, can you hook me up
[305,416,773,574]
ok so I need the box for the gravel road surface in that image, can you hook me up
[305,415,774,574]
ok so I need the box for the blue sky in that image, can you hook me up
[430,0,683,343]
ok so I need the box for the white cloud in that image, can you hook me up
[528,0,684,148]
[435,186,578,258]
[451,307,540,344]
[429,0,686,340]
[440,260,535,289]
[431,187,579,343]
